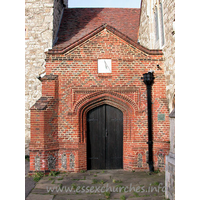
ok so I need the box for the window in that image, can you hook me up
[153,0,165,48]
[154,6,159,42]
[159,2,165,47]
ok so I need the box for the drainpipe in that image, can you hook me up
[142,71,155,172]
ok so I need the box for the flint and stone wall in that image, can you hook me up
[139,0,175,112]
[165,108,175,200]
[162,0,175,112]
[25,0,66,154]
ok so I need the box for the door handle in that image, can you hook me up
[106,129,108,137]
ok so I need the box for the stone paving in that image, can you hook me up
[25,159,36,198]
[26,166,168,200]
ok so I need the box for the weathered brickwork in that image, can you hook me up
[25,0,66,154]
[29,27,170,172]
[139,0,175,112]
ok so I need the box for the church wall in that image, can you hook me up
[138,0,152,49]
[139,0,175,112]
[25,0,66,154]
[162,0,175,112]
[29,29,170,172]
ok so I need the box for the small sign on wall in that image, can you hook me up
[98,59,112,73]
[158,113,165,121]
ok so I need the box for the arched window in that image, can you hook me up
[154,6,159,42]
[154,0,165,48]
[159,2,165,47]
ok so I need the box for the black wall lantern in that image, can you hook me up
[141,71,155,172]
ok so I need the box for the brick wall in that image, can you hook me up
[29,28,170,172]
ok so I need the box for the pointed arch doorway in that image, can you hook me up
[87,104,123,169]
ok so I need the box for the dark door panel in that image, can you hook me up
[87,104,123,169]
[87,105,106,169]
[106,105,123,169]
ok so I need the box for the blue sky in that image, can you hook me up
[69,0,141,8]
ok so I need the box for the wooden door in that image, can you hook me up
[87,104,123,169]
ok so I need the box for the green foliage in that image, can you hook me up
[116,185,123,188]
[92,179,98,184]
[104,191,111,199]
[154,169,160,174]
[32,172,44,182]
[25,155,30,162]
[100,180,105,184]
[133,192,140,197]
[113,179,122,183]
[92,179,105,184]
[120,195,126,200]
[49,171,60,177]
[152,181,159,186]
[71,183,77,190]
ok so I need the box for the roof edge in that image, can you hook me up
[48,23,107,54]
[47,23,163,55]
[30,97,54,110]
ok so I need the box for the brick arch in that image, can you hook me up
[75,92,137,143]
[73,91,139,114]
[75,92,138,170]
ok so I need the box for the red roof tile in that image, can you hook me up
[49,23,163,55]
[53,8,141,51]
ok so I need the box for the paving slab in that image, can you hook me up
[31,188,50,195]
[25,159,30,177]
[54,193,106,200]
[35,183,60,189]
[25,159,36,198]
[26,170,166,199]
[25,177,36,198]
[127,197,165,200]
[26,193,54,200]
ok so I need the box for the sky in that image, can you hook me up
[69,0,141,8]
